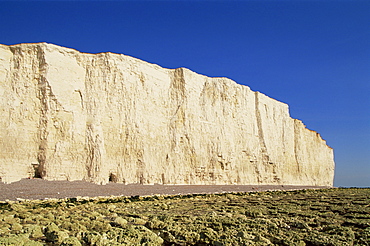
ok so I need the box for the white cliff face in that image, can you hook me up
[0,43,335,186]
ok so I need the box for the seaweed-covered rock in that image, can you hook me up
[23,240,44,246]
[23,225,44,239]
[253,234,272,245]
[82,232,105,245]
[199,228,219,244]
[0,234,27,245]
[0,234,43,246]
[112,217,128,228]
[145,218,165,230]
[44,223,69,244]
[10,222,22,233]
[236,231,255,240]
[60,236,82,246]
[107,225,163,245]
[159,230,176,242]
[88,220,112,232]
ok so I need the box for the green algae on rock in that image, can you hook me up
[0,188,369,245]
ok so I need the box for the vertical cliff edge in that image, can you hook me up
[0,43,334,186]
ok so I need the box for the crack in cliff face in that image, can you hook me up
[168,68,198,183]
[7,45,47,178]
[84,57,107,183]
[169,68,187,148]
[35,46,49,178]
[86,123,102,180]
[254,92,281,184]
[169,68,186,121]
[293,120,302,173]
[254,92,268,154]
[33,45,69,179]
[254,92,268,183]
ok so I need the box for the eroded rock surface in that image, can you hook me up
[0,43,334,185]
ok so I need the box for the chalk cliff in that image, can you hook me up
[0,43,335,186]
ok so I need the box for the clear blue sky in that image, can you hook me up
[1,0,369,187]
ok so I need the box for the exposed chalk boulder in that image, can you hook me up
[0,43,334,186]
